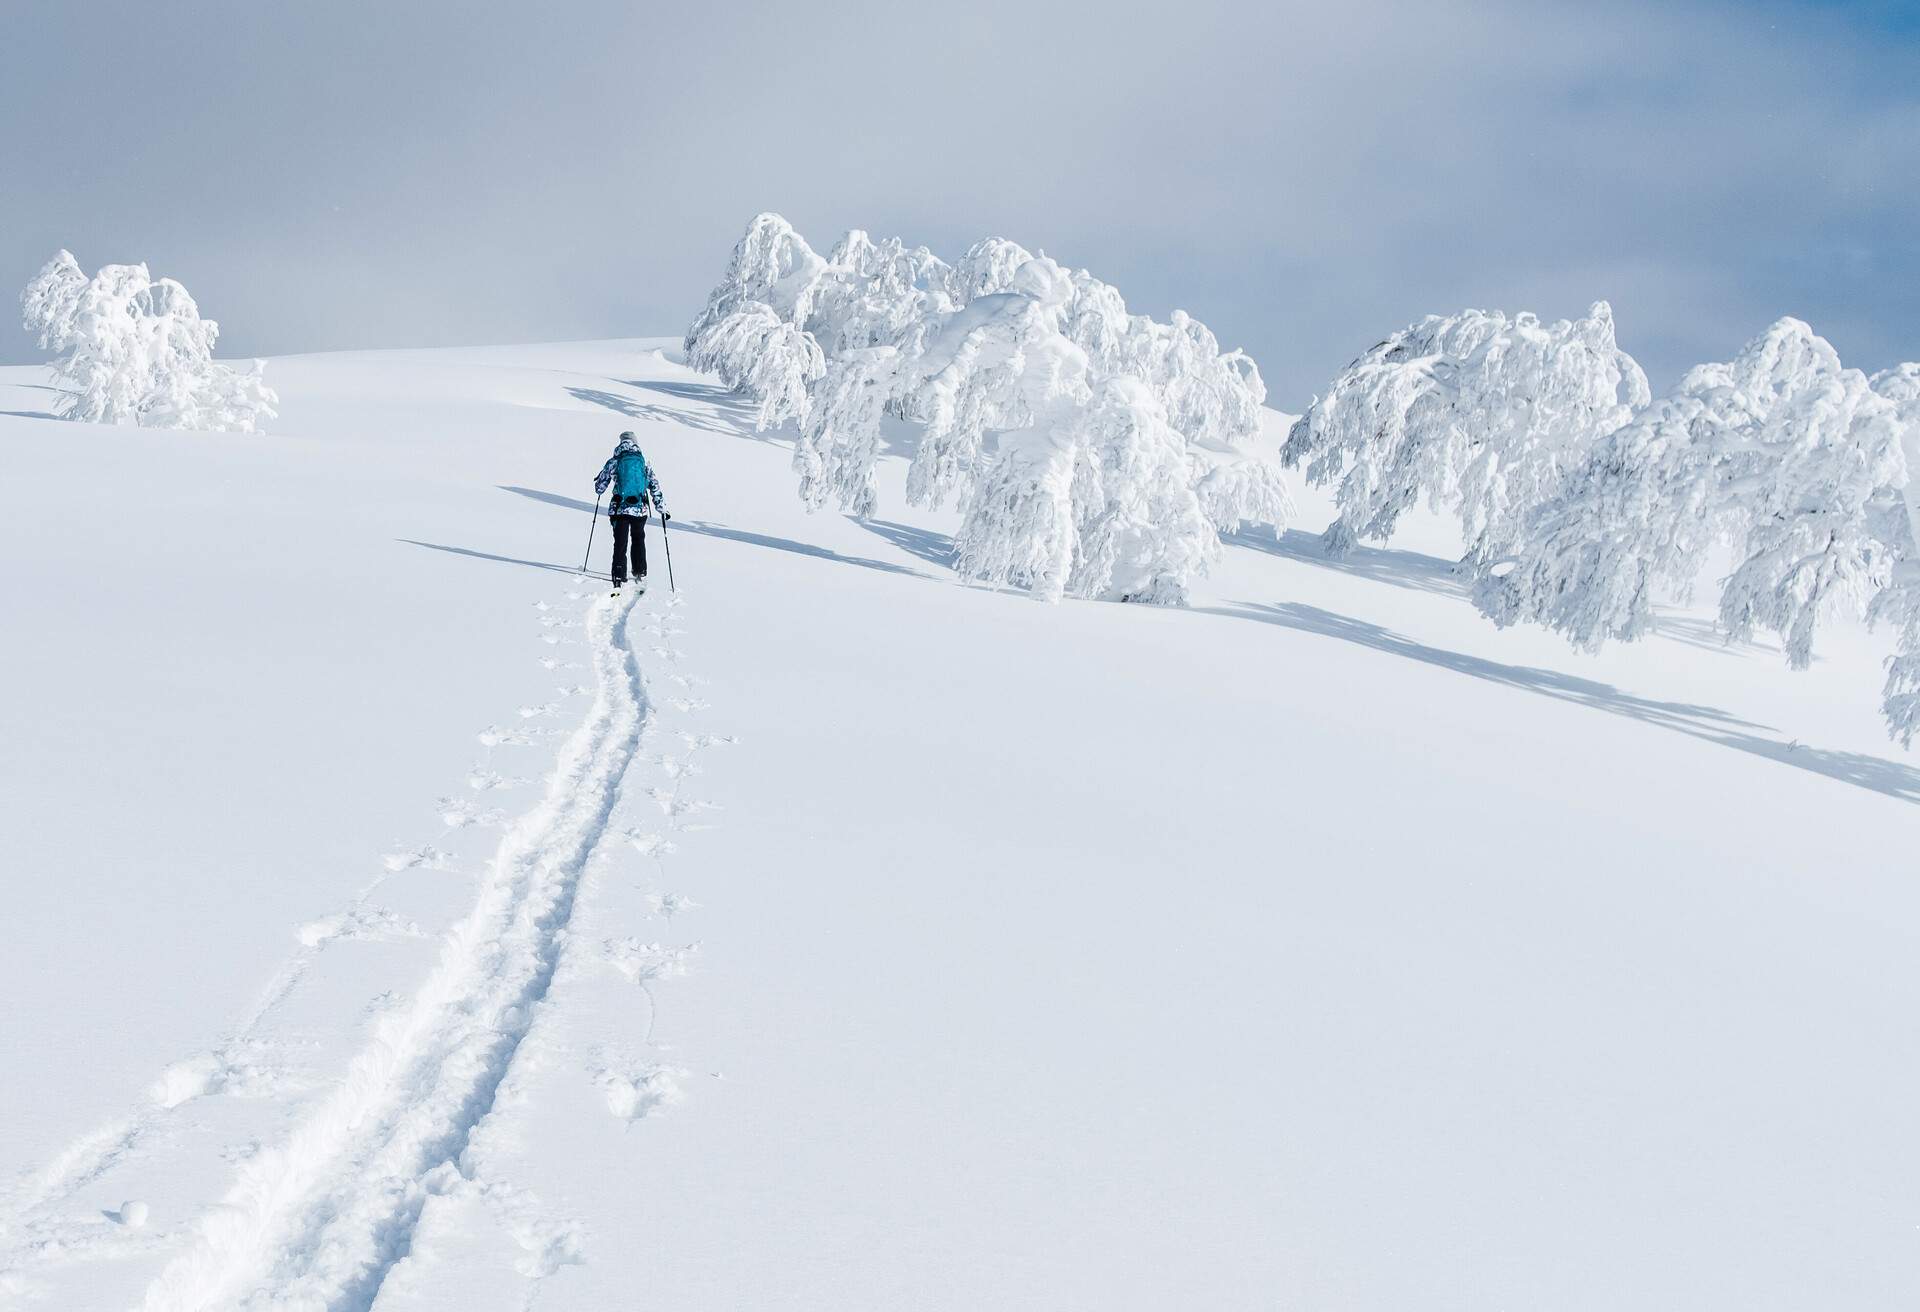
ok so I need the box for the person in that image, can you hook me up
[593,431,668,589]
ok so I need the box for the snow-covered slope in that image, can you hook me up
[2,341,1916,1310]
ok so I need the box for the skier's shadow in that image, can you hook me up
[494,486,928,581]
[398,539,601,579]
[2,382,66,419]
[1204,600,1920,804]
[500,485,598,515]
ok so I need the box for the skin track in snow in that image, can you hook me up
[136,591,649,1312]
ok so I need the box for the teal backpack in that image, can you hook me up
[612,450,649,510]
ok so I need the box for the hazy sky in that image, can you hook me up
[2,0,1914,404]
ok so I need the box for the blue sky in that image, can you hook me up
[1,0,1913,405]
[1790,0,1920,34]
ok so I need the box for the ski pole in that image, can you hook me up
[661,515,677,592]
[581,492,602,575]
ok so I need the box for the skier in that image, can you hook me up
[593,431,669,592]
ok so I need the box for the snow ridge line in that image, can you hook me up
[138,590,648,1312]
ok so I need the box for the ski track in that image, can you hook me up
[2,787,480,1279]
[131,589,649,1312]
[0,875,431,1295]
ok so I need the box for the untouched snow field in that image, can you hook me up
[1,339,1917,1310]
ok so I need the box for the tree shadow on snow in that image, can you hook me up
[1650,612,1778,660]
[1234,530,1781,662]
[626,378,744,406]
[566,381,775,442]
[853,518,954,568]
[1226,528,1467,599]
[1203,600,1920,805]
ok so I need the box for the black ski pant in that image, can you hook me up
[610,513,649,583]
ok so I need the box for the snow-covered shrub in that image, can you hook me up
[18,250,278,433]
[689,213,1291,605]
[1478,317,1920,742]
[1283,302,1649,563]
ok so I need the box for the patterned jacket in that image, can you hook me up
[594,436,666,518]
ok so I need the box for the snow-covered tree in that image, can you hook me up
[21,249,86,350]
[691,214,1292,604]
[883,260,1238,603]
[810,229,954,357]
[1282,302,1649,563]
[900,274,1066,512]
[1062,377,1220,604]
[1469,387,1726,650]
[949,237,1035,304]
[1478,318,1920,742]
[1714,340,1909,665]
[1128,310,1271,454]
[1869,364,1920,743]
[685,217,962,432]
[794,345,898,519]
[19,251,278,433]
[688,302,824,430]
[683,214,830,428]
[684,212,828,333]
[905,258,1090,600]
[1192,446,1296,537]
